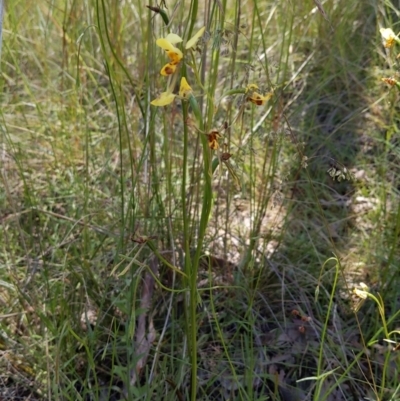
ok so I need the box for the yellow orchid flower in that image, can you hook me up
[156,28,206,76]
[247,91,273,106]
[151,77,193,107]
[245,84,273,106]
[156,34,183,63]
[380,28,399,48]
[156,34,184,76]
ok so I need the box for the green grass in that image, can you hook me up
[1,0,400,400]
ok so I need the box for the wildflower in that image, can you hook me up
[151,77,193,107]
[380,28,399,48]
[156,34,184,76]
[382,77,399,87]
[207,130,221,150]
[156,27,206,76]
[245,84,273,106]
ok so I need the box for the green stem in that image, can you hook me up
[0,0,4,62]
[181,100,192,312]
[187,85,212,401]
[190,120,212,401]
[314,256,340,400]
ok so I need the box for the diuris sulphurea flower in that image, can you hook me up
[151,77,193,107]
[156,34,183,76]
[156,27,206,76]
[245,84,273,106]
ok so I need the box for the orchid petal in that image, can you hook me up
[245,83,259,92]
[151,92,176,106]
[161,63,178,76]
[156,38,176,51]
[185,26,206,50]
[179,77,193,98]
[166,50,183,64]
[165,33,183,44]
[247,91,273,106]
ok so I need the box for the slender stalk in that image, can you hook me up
[0,0,4,63]
[181,98,192,368]
[314,256,340,400]
[182,2,211,399]
[186,90,211,400]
